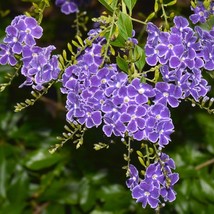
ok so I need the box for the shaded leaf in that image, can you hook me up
[23,149,63,170]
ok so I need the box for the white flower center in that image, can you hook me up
[13,37,18,42]
[159,129,164,134]
[152,174,158,180]
[25,28,31,34]
[199,11,204,17]
[163,92,169,97]
[156,114,161,120]
[144,191,150,196]
[138,88,145,94]
[124,96,130,103]
[101,78,107,84]
[113,108,117,112]
[168,44,173,49]
[116,82,121,88]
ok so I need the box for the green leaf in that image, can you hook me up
[23,149,63,170]
[41,180,80,204]
[200,178,214,202]
[109,34,125,47]
[98,0,117,12]
[117,12,133,40]
[0,202,26,214]
[44,203,65,214]
[79,177,96,212]
[133,45,145,71]
[123,0,137,12]
[7,171,29,203]
[116,56,129,73]
[0,155,6,198]
[98,184,132,211]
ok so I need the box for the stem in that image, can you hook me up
[100,0,118,67]
[161,3,168,30]
[126,136,132,176]
[131,17,147,25]
[195,158,214,170]
[37,0,49,25]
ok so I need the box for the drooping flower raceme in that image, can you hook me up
[61,29,176,148]
[127,153,179,209]
[145,16,211,102]
[0,15,60,90]
[20,45,60,90]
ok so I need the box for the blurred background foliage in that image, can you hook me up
[0,0,214,213]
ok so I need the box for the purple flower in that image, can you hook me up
[103,113,126,137]
[127,154,179,208]
[190,2,210,24]
[156,32,184,66]
[171,16,192,37]
[77,107,102,128]
[55,0,79,14]
[120,104,147,134]
[3,25,24,54]
[202,44,214,71]
[146,22,161,47]
[160,173,179,202]
[132,181,160,209]
[0,44,17,66]
[127,78,155,104]
[20,45,60,90]
[154,82,182,108]
[145,163,165,187]
[14,16,43,46]
[146,120,174,147]
[126,164,139,190]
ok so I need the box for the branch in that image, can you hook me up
[195,158,214,170]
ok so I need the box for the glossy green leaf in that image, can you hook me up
[79,177,96,212]
[98,0,117,12]
[109,34,125,47]
[117,12,133,40]
[23,149,63,170]
[200,178,214,202]
[133,45,145,71]
[116,56,129,73]
[7,171,29,203]
[123,0,137,12]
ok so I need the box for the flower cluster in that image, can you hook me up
[126,153,179,209]
[0,15,60,90]
[190,1,214,24]
[61,29,176,148]
[55,0,79,14]
[145,16,210,102]
[126,3,213,209]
